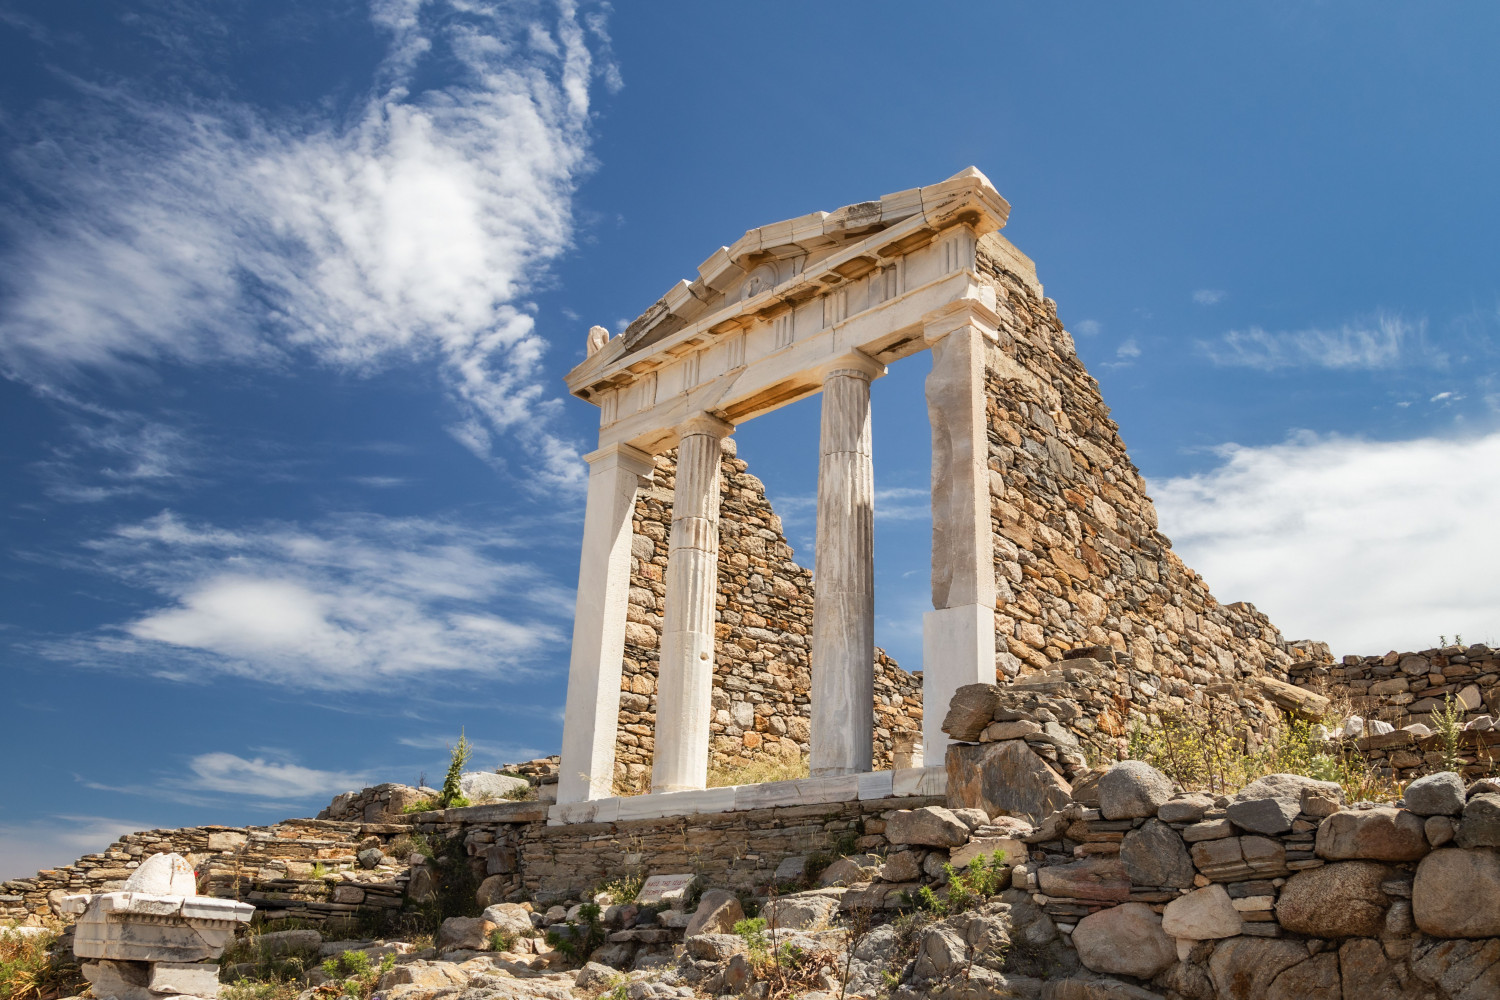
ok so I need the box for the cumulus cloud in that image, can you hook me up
[0,0,613,485]
[37,510,570,689]
[1152,430,1500,655]
[1201,312,1427,370]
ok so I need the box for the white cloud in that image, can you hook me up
[1193,289,1226,305]
[0,815,162,882]
[1152,430,1500,655]
[1073,319,1102,336]
[185,752,368,799]
[37,510,570,689]
[1116,338,1141,359]
[0,0,613,485]
[1202,312,1426,370]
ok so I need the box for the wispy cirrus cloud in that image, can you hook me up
[34,510,572,690]
[1192,289,1225,305]
[1153,430,1500,654]
[0,815,164,882]
[0,0,616,485]
[1200,312,1428,370]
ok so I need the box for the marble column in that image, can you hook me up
[557,442,656,804]
[652,413,734,793]
[922,322,998,759]
[811,351,885,776]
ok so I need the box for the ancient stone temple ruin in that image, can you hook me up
[557,167,1298,811]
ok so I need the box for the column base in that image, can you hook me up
[922,603,997,758]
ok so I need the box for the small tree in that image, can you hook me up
[439,728,473,808]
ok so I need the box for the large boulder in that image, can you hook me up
[1276,861,1391,937]
[1410,936,1500,998]
[760,893,839,930]
[1338,938,1420,1000]
[819,854,882,887]
[1413,847,1500,937]
[474,875,508,909]
[886,806,971,847]
[1158,793,1214,824]
[1207,936,1315,1000]
[479,903,534,939]
[913,924,968,980]
[946,741,1073,819]
[942,683,1001,742]
[1315,806,1429,861]
[684,889,744,937]
[1035,857,1130,902]
[1405,771,1467,816]
[1226,774,1340,835]
[1457,793,1500,848]
[1119,819,1195,888]
[1071,903,1175,979]
[460,771,529,802]
[1097,761,1172,820]
[1161,884,1241,940]
[437,915,496,952]
[1262,953,1340,1000]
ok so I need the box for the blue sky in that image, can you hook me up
[2,1,1498,878]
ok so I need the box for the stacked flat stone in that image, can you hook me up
[974,244,1298,749]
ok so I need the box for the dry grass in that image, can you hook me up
[0,926,83,1000]
[706,754,810,788]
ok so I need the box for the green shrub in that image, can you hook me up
[545,903,605,962]
[1432,695,1467,773]
[439,730,473,810]
[908,851,1009,918]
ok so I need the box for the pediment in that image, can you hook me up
[613,168,1008,358]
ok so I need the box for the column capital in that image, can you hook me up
[815,349,887,384]
[583,441,655,478]
[675,412,735,440]
[922,291,1002,346]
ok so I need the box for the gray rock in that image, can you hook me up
[1410,935,1500,998]
[1068,770,1103,809]
[1096,761,1171,820]
[1207,936,1318,1000]
[1119,819,1195,888]
[943,683,1002,742]
[1070,902,1175,979]
[575,962,621,989]
[1405,772,1467,816]
[1226,773,1340,835]
[879,851,922,883]
[951,808,990,831]
[473,874,507,909]
[818,854,882,887]
[885,806,970,847]
[1425,814,1457,847]
[1276,861,1391,937]
[1413,847,1500,937]
[913,923,967,980]
[459,771,529,802]
[436,916,493,952]
[356,848,383,870]
[254,929,322,957]
[1315,805,1429,861]
[1035,857,1130,902]
[684,889,743,937]
[1457,793,1500,848]
[761,893,839,931]
[480,903,534,938]
[1466,778,1500,798]
[1157,793,1214,824]
[684,933,745,962]
[946,741,1073,820]
[1160,884,1241,940]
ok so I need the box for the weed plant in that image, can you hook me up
[0,926,82,1000]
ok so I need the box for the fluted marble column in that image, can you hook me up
[811,352,886,776]
[922,322,997,759]
[558,442,656,804]
[652,413,734,793]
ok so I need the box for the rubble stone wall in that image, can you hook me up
[973,235,1298,748]
[0,819,411,928]
[617,443,922,792]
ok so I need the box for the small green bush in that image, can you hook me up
[439,730,473,809]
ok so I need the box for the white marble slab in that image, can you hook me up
[857,770,895,800]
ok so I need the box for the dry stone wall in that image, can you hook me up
[0,818,411,930]
[974,235,1298,749]
[618,441,921,792]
